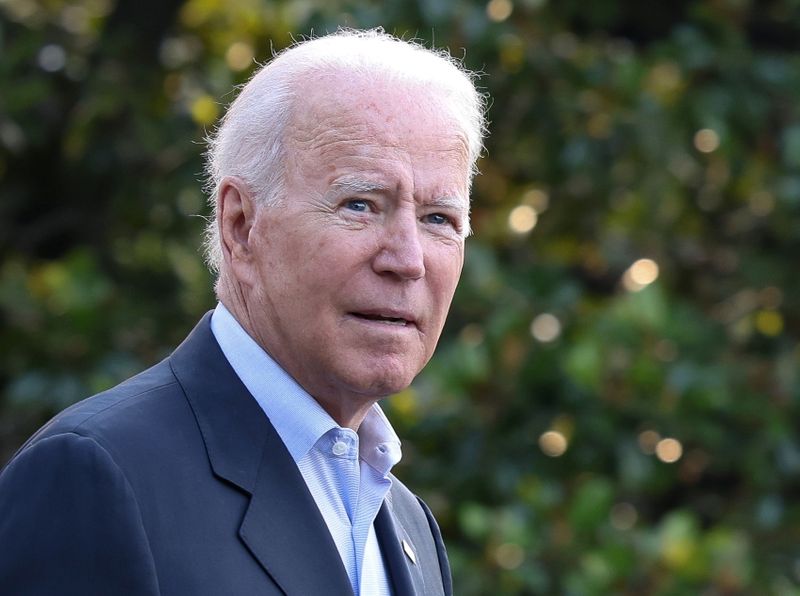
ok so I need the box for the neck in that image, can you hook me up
[311,397,376,431]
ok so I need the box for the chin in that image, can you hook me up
[327,346,429,398]
[343,375,409,399]
[346,362,420,398]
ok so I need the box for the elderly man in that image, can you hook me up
[0,29,485,595]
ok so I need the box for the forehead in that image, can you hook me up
[286,74,470,187]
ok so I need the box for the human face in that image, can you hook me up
[242,76,470,422]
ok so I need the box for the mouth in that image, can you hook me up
[348,311,416,328]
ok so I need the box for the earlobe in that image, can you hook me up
[218,177,258,284]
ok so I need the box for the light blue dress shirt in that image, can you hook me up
[210,303,401,596]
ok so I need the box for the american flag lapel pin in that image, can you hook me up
[402,539,417,565]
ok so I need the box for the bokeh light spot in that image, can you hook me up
[160,37,202,69]
[226,41,254,71]
[522,188,549,212]
[694,128,720,153]
[755,310,783,337]
[623,258,659,292]
[486,0,513,22]
[645,61,683,102]
[656,437,683,463]
[530,313,561,342]
[390,388,418,419]
[190,95,219,126]
[494,542,525,570]
[61,5,91,34]
[508,205,538,234]
[38,44,66,72]
[638,430,660,454]
[539,430,568,457]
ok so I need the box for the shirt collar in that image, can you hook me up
[210,303,401,473]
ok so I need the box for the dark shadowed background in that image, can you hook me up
[2,0,800,593]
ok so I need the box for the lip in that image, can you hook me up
[346,309,418,328]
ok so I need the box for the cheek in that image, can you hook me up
[280,232,366,301]
[427,252,464,320]
[431,245,464,292]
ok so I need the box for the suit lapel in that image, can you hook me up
[240,426,353,596]
[170,314,353,596]
[380,484,451,596]
[375,500,418,596]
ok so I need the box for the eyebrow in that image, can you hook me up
[326,178,390,199]
[425,195,468,213]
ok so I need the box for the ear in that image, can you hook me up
[218,176,259,287]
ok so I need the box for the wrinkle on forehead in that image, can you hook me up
[288,127,469,196]
[289,121,370,152]
[287,73,469,153]
[288,112,469,166]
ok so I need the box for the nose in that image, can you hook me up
[372,212,426,280]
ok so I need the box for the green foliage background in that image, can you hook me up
[2,0,800,593]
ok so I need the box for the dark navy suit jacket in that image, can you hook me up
[0,315,453,595]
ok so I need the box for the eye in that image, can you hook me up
[423,213,454,227]
[344,199,370,212]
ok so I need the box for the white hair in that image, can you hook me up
[202,28,488,273]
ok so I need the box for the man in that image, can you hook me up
[0,29,486,595]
